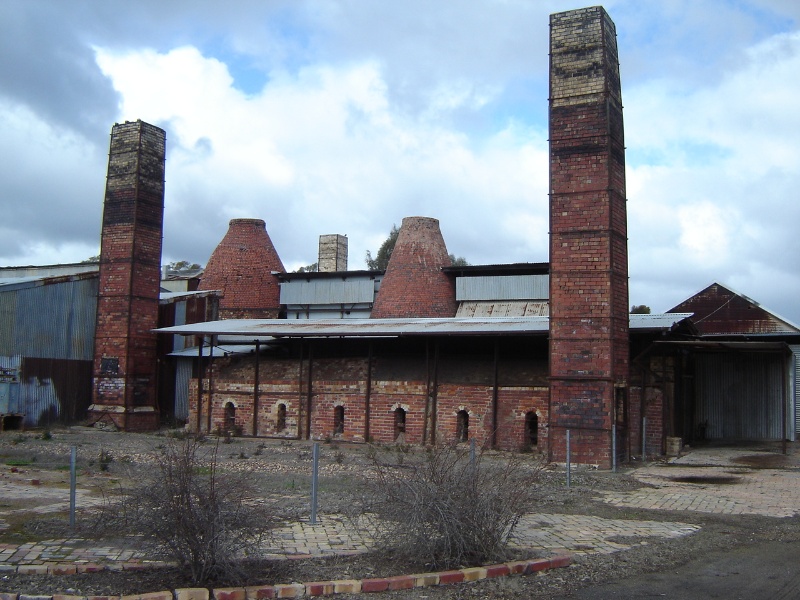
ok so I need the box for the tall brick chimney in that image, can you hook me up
[371,216,456,318]
[199,218,285,319]
[548,7,629,468]
[90,120,166,431]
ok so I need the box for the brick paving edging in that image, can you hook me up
[0,555,571,599]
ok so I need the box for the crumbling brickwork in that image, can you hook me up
[548,7,629,467]
[371,217,457,318]
[91,121,166,431]
[188,342,549,451]
[199,219,285,319]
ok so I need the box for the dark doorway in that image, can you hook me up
[333,405,345,435]
[394,407,407,441]
[276,403,287,432]
[525,411,538,446]
[456,409,469,442]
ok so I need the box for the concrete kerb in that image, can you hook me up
[0,556,572,599]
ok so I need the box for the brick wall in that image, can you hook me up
[548,7,629,468]
[91,121,166,431]
[187,345,551,453]
[199,219,285,319]
[371,217,457,318]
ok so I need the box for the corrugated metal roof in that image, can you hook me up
[157,313,693,338]
[630,313,694,330]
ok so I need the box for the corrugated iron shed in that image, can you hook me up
[668,282,800,335]
[0,272,98,360]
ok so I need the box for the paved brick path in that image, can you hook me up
[601,448,800,518]
[1,446,797,570]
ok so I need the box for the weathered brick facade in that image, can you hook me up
[199,219,285,319]
[370,217,456,318]
[548,7,629,467]
[188,339,550,452]
[90,121,166,431]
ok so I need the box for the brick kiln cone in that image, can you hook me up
[371,216,456,318]
[200,218,285,319]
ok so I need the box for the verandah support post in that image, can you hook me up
[196,338,204,433]
[206,336,214,434]
[364,341,373,443]
[492,339,499,448]
[253,339,260,437]
[305,341,314,440]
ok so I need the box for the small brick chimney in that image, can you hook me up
[318,234,348,272]
[371,216,456,318]
[199,218,285,319]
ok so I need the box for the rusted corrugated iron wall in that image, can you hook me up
[0,276,97,426]
[695,352,785,440]
[0,277,97,360]
[21,358,92,426]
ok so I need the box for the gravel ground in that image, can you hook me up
[1,428,798,599]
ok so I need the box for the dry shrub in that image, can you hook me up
[354,442,544,570]
[117,436,277,585]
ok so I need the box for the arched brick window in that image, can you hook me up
[276,403,287,432]
[333,405,345,435]
[224,402,236,432]
[394,407,407,441]
[525,411,538,447]
[456,410,469,443]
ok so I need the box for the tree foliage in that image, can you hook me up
[365,225,400,270]
[295,262,318,273]
[631,304,652,314]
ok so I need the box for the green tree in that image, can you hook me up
[365,225,400,270]
[631,304,651,314]
[295,262,318,273]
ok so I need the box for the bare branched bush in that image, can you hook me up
[353,443,544,570]
[115,437,277,585]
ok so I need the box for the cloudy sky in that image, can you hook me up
[1,0,799,324]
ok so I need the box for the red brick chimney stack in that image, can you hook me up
[548,7,630,468]
[371,216,456,318]
[90,120,166,431]
[199,218,286,319]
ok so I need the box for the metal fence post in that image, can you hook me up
[642,417,647,464]
[310,442,320,525]
[566,429,571,489]
[612,423,617,473]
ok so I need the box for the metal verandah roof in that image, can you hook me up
[156,313,693,339]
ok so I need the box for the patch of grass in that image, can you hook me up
[5,459,35,467]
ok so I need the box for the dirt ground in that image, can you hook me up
[0,428,798,599]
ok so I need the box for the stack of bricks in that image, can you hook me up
[90,120,166,431]
[370,216,456,318]
[199,219,286,319]
[547,7,629,468]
